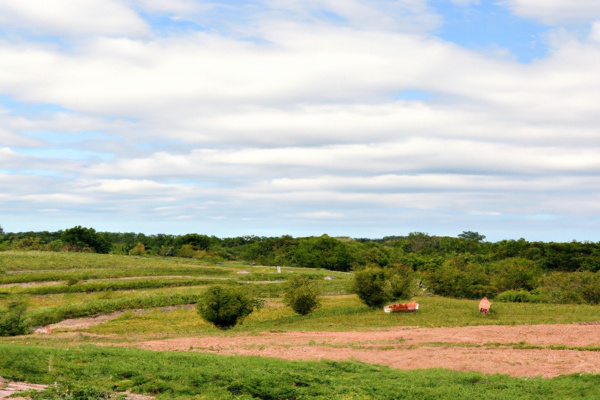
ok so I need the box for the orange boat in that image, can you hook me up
[383,302,419,313]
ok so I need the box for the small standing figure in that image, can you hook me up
[479,297,491,314]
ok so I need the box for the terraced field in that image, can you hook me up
[1,251,599,399]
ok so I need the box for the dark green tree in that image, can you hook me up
[425,254,493,299]
[196,286,262,329]
[176,234,213,251]
[0,301,28,336]
[458,231,486,242]
[488,257,541,293]
[61,226,110,253]
[293,235,353,271]
[283,275,321,315]
[353,265,414,308]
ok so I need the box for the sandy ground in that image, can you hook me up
[133,323,600,378]
[30,312,600,379]
[0,382,47,400]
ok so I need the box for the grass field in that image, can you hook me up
[1,251,599,399]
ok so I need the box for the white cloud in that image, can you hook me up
[0,127,41,147]
[268,0,441,32]
[502,0,600,24]
[297,211,344,219]
[0,0,149,37]
[590,21,600,42]
[1,1,600,239]
[133,0,201,15]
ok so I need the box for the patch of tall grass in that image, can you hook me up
[69,295,600,339]
[9,277,224,295]
[24,292,202,327]
[0,251,212,270]
[0,267,233,285]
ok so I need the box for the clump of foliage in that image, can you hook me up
[128,242,147,256]
[176,244,197,258]
[196,285,263,329]
[495,289,541,303]
[537,271,600,305]
[293,234,354,271]
[488,257,541,293]
[425,254,495,299]
[283,274,321,315]
[61,226,110,253]
[353,265,414,308]
[29,383,120,400]
[0,301,29,336]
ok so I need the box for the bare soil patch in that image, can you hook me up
[50,311,127,330]
[136,324,600,378]
[0,281,63,289]
[0,382,46,399]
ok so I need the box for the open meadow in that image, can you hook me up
[1,251,599,399]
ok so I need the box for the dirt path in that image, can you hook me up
[0,382,47,399]
[135,323,600,378]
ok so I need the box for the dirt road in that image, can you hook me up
[135,323,600,378]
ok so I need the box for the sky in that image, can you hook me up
[1,0,600,242]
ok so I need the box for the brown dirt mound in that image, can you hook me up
[134,324,600,378]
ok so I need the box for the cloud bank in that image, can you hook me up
[1,0,600,241]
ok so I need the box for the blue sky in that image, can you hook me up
[1,0,600,241]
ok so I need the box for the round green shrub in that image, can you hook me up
[283,274,321,315]
[0,301,29,336]
[353,266,414,308]
[196,285,262,329]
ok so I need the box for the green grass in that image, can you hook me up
[1,344,599,399]
[52,294,597,340]
[239,295,600,332]
[1,251,599,399]
[6,277,227,295]
[0,251,233,271]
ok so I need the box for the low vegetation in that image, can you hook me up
[3,227,600,304]
[0,301,28,336]
[0,227,599,399]
[2,344,600,400]
[282,274,321,315]
[196,285,263,329]
[353,265,414,308]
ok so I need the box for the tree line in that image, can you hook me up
[1,226,599,304]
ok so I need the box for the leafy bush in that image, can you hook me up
[196,285,263,329]
[44,240,66,252]
[128,242,147,256]
[31,383,120,400]
[494,290,540,303]
[177,244,196,258]
[0,301,28,336]
[581,272,600,305]
[425,255,495,299]
[283,274,321,315]
[12,237,43,251]
[488,257,541,293]
[61,226,110,253]
[353,265,413,308]
[538,271,600,305]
